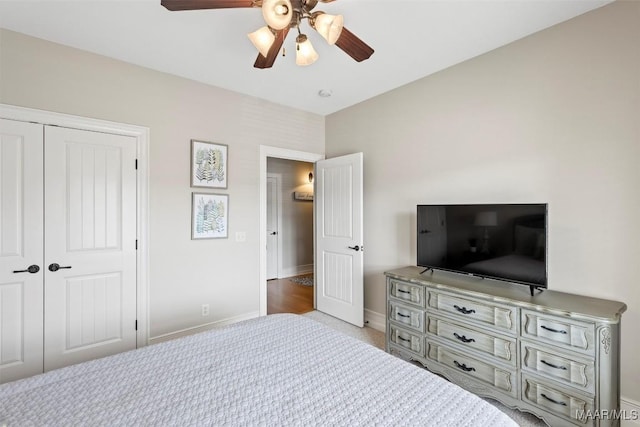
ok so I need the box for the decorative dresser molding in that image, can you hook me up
[384,266,627,427]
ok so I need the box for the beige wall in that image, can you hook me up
[326,1,640,402]
[267,158,314,276]
[0,29,325,337]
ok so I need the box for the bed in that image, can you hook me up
[0,314,517,426]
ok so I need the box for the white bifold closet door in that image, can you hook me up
[0,120,137,383]
[43,126,137,372]
[0,119,45,384]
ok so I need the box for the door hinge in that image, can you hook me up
[135,239,138,250]
[135,320,138,331]
[135,159,138,170]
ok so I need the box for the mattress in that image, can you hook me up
[0,313,517,426]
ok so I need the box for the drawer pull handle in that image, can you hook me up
[397,336,411,343]
[454,332,475,343]
[540,325,567,334]
[541,359,567,370]
[454,305,476,315]
[396,312,410,319]
[397,289,411,295]
[453,360,476,372]
[541,393,567,406]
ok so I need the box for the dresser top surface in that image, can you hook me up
[385,266,627,322]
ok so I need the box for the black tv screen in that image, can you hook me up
[417,204,547,289]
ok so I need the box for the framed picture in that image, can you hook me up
[192,193,229,239]
[191,139,228,188]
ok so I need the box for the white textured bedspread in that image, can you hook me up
[0,314,517,426]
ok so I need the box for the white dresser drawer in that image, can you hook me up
[522,310,595,355]
[426,341,517,398]
[428,290,517,335]
[388,324,424,358]
[521,341,595,393]
[389,301,424,333]
[388,279,425,307]
[522,374,595,425]
[426,315,517,367]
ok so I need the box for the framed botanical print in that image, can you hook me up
[191,193,229,239]
[191,139,228,188]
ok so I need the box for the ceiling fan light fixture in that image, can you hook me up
[312,13,344,45]
[248,26,276,57]
[262,0,293,30]
[295,34,319,66]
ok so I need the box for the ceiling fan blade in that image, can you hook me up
[254,28,289,69]
[335,27,374,62]
[161,0,256,11]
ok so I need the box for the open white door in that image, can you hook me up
[315,153,364,327]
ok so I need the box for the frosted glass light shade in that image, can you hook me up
[262,0,292,30]
[295,34,319,66]
[313,13,343,45]
[248,27,275,57]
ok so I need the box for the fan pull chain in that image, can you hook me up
[282,47,286,57]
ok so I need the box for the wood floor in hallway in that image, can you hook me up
[267,275,314,315]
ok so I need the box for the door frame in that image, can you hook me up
[0,103,150,346]
[266,172,283,280]
[259,145,324,316]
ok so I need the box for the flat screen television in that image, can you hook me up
[417,204,547,294]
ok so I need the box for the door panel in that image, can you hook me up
[266,174,279,280]
[315,153,363,327]
[0,119,44,384]
[44,126,137,371]
[323,252,353,303]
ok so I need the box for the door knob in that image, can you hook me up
[270,232,277,235]
[348,245,361,251]
[48,263,72,272]
[13,264,40,274]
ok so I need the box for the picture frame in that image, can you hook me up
[191,193,229,239]
[191,139,228,189]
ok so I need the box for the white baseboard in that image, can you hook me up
[280,264,313,278]
[148,311,260,345]
[621,397,640,427]
[364,309,385,332]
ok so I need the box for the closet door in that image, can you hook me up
[0,119,44,384]
[44,126,137,371]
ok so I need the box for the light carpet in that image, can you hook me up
[301,310,547,427]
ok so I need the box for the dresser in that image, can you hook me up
[385,266,626,427]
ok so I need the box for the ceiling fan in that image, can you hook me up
[161,0,374,69]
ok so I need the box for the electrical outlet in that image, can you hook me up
[201,304,210,316]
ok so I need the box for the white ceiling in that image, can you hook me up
[0,0,612,115]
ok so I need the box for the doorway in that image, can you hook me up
[266,158,314,314]
[259,146,324,316]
